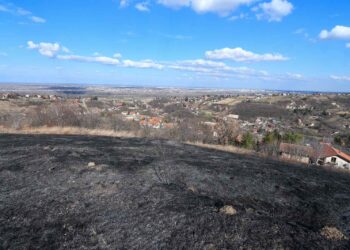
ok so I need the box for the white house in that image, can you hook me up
[224,114,239,121]
[279,142,350,170]
[317,143,350,170]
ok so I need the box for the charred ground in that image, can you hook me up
[0,134,350,249]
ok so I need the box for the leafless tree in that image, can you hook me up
[216,120,239,145]
[309,141,325,165]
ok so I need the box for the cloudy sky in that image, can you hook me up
[0,0,349,91]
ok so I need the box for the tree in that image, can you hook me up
[334,134,342,146]
[216,120,238,145]
[282,131,303,144]
[261,130,281,156]
[241,132,254,150]
[263,130,281,144]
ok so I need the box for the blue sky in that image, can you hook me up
[0,0,349,91]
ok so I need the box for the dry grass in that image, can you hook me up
[214,97,244,106]
[0,126,257,157]
[320,226,348,241]
[0,126,141,138]
[186,142,255,155]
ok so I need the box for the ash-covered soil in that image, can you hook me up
[0,134,350,249]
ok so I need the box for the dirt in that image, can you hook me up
[0,134,350,249]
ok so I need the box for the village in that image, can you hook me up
[1,90,350,171]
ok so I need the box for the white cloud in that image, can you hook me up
[0,3,46,23]
[31,16,46,23]
[294,28,309,38]
[26,40,298,82]
[192,0,254,15]
[17,8,32,16]
[27,41,61,58]
[113,53,122,58]
[205,47,288,62]
[62,47,70,53]
[123,59,164,69]
[330,75,350,81]
[27,41,166,69]
[255,0,293,22]
[286,72,303,80]
[58,55,163,69]
[228,13,248,21]
[0,5,9,12]
[167,59,269,80]
[163,34,192,40]
[177,59,227,67]
[158,0,255,16]
[319,25,350,40]
[57,55,120,65]
[157,0,190,9]
[120,0,129,7]
[135,2,150,12]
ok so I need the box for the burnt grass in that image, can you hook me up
[0,134,350,249]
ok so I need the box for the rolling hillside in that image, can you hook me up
[0,134,349,249]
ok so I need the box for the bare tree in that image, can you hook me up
[216,120,239,145]
[309,141,325,165]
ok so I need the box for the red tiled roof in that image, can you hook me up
[319,143,350,162]
[279,142,350,163]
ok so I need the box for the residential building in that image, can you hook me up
[316,143,350,170]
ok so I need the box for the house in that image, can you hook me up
[224,114,239,121]
[279,142,350,170]
[316,143,350,170]
[279,143,314,164]
[140,117,163,129]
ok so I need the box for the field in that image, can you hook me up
[1,134,349,249]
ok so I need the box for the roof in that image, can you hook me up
[279,142,350,163]
[279,143,314,157]
[319,143,350,162]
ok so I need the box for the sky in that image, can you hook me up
[0,0,349,91]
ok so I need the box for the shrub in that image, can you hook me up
[263,130,281,144]
[30,103,80,127]
[282,131,303,144]
[241,132,255,149]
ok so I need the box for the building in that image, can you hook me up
[279,142,350,170]
[279,143,314,164]
[224,114,239,121]
[316,143,350,170]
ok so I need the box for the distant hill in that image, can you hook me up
[0,134,349,249]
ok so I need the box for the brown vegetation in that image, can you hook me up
[0,126,140,138]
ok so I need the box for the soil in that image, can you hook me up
[0,134,350,249]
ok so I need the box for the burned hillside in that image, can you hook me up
[0,134,350,249]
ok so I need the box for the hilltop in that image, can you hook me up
[0,134,349,249]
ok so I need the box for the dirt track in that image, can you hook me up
[0,134,349,249]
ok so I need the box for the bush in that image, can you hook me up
[282,132,303,144]
[263,130,281,144]
[241,132,255,150]
[333,134,350,147]
[30,103,81,127]
[334,134,342,145]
